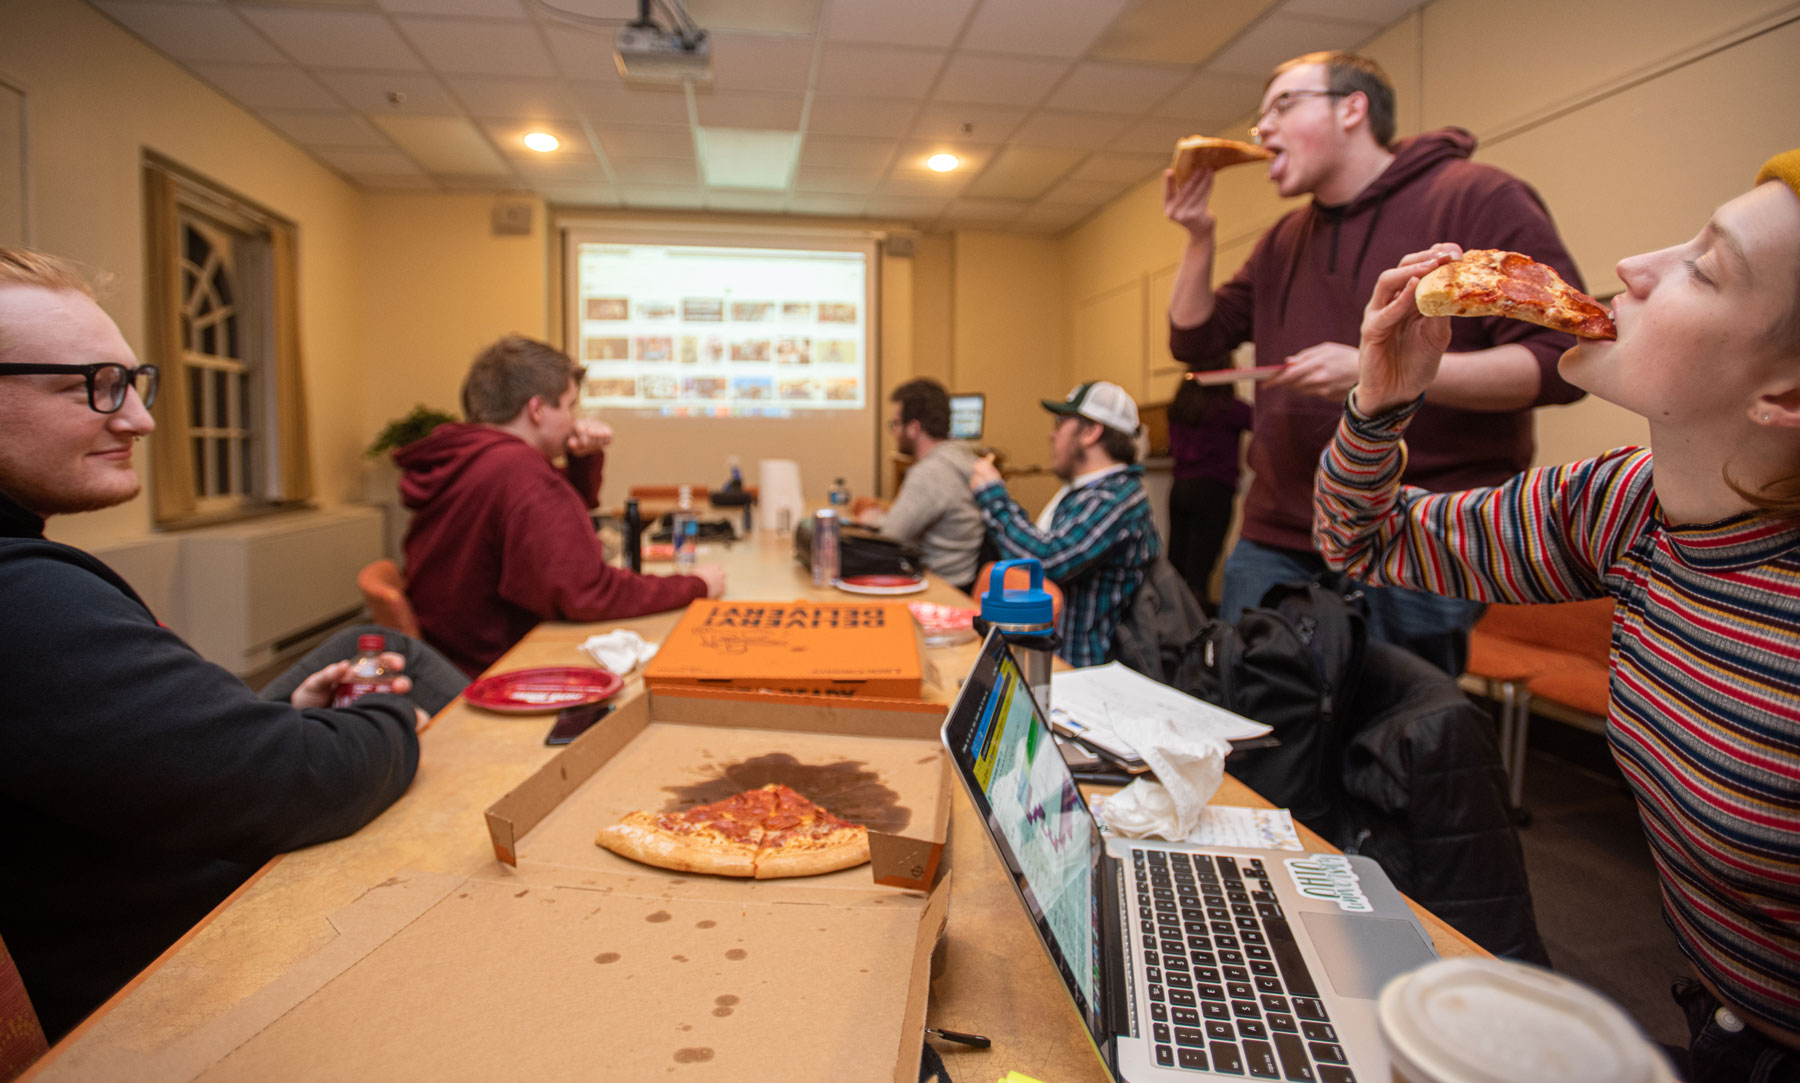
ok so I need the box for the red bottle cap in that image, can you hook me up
[356,633,386,654]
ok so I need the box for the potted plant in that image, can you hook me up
[366,403,458,460]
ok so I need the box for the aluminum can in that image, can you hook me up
[811,508,840,586]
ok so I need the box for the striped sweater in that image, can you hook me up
[975,466,1160,667]
[1314,395,1800,1032]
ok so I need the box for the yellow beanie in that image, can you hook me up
[1755,148,1800,197]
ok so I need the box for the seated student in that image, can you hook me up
[398,335,724,676]
[873,378,985,591]
[0,248,445,1041]
[969,381,1159,666]
[1312,152,1800,1081]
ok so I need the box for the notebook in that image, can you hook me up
[941,629,1439,1081]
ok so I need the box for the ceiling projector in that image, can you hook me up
[614,22,711,83]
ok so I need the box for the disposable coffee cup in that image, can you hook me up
[1376,958,1676,1083]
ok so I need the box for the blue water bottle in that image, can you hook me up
[979,559,1058,711]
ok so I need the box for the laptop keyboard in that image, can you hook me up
[1133,849,1355,1082]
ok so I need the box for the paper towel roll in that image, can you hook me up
[758,459,805,532]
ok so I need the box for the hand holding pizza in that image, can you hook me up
[1354,245,1460,416]
[1162,164,1217,239]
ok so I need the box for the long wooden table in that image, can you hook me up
[31,528,1479,1081]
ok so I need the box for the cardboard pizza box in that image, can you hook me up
[641,599,927,699]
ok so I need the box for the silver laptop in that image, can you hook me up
[942,629,1438,1081]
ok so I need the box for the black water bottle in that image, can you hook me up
[623,498,643,573]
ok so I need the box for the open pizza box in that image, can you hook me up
[68,688,954,1083]
[642,599,932,698]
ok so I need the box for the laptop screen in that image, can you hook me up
[943,630,1106,1039]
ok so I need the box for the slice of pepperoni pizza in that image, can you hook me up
[595,783,869,879]
[753,784,871,879]
[1415,249,1616,340]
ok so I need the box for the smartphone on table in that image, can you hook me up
[545,701,615,746]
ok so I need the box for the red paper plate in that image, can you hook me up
[463,666,623,714]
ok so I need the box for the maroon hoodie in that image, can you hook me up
[396,423,707,676]
[1172,128,1587,553]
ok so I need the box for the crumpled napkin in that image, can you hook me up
[580,630,659,675]
[1096,716,1233,841]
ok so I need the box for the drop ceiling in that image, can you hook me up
[87,0,1427,234]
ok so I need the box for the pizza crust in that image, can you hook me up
[1170,136,1274,190]
[754,827,871,879]
[595,784,872,879]
[595,813,759,877]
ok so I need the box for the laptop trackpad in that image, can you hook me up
[1298,912,1438,1000]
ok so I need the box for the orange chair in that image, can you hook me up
[356,559,421,638]
[971,560,1065,624]
[0,934,47,1082]
[1466,598,1614,807]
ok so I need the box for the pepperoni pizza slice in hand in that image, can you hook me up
[1415,249,1616,340]
[596,783,870,879]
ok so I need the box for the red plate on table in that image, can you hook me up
[834,573,928,595]
[463,666,623,714]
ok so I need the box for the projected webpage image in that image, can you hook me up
[573,242,869,419]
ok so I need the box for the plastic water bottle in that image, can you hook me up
[979,560,1058,712]
[811,508,841,587]
[672,484,697,571]
[829,477,851,509]
[623,498,644,573]
[332,633,399,707]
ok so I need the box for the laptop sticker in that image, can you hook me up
[1283,854,1373,913]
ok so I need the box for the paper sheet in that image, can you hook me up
[1090,798,1304,852]
[1051,662,1271,759]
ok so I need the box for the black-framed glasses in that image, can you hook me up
[0,362,160,413]
[1249,89,1348,144]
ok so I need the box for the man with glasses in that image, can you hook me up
[1162,50,1587,674]
[0,248,443,1042]
[867,378,985,592]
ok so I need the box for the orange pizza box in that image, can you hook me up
[642,599,927,699]
[85,688,955,1083]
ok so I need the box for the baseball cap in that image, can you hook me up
[1041,380,1141,436]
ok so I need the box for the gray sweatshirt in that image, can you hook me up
[880,440,985,587]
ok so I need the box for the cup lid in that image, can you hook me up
[1377,958,1673,1083]
[979,558,1054,625]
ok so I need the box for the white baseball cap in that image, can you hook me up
[1042,380,1141,436]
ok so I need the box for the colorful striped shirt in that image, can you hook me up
[975,466,1160,667]
[1314,395,1800,1032]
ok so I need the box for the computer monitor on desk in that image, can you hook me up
[949,393,984,440]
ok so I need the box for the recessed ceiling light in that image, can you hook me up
[926,153,960,173]
[523,132,560,153]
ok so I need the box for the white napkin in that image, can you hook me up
[1098,718,1233,842]
[580,630,659,675]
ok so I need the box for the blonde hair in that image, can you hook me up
[0,248,98,296]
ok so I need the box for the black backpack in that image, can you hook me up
[794,520,925,579]
[1169,581,1368,835]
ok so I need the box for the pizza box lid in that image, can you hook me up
[641,600,926,698]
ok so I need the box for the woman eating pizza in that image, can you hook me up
[1311,148,1800,1083]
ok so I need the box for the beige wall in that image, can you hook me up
[1058,0,1800,495]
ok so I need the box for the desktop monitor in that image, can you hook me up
[948,393,984,441]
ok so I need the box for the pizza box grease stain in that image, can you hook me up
[673,1047,714,1063]
[595,952,621,964]
[662,752,912,834]
[646,910,672,923]
[725,948,747,960]
[695,919,716,929]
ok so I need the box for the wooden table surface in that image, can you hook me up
[32,528,1480,1082]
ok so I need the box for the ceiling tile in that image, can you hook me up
[705,34,817,94]
[436,174,521,191]
[688,0,821,36]
[618,185,706,209]
[572,83,692,128]
[597,126,695,159]
[239,9,424,70]
[451,77,578,120]
[1207,12,1367,76]
[816,44,944,99]
[262,110,390,149]
[1283,0,1418,30]
[1040,176,1129,204]
[396,17,552,76]
[1070,151,1167,182]
[933,54,1068,108]
[93,3,285,64]
[806,97,917,138]
[311,70,460,115]
[960,144,1085,200]
[190,63,341,110]
[797,136,897,170]
[314,146,429,178]
[789,193,869,216]
[482,121,593,160]
[705,190,789,212]
[1107,114,1194,155]
[863,195,948,218]
[541,24,622,81]
[1014,201,1096,231]
[793,164,886,194]
[612,159,699,186]
[534,182,620,206]
[908,103,1024,145]
[959,0,1131,59]
[376,0,526,16]
[1044,61,1189,114]
[351,173,441,191]
[1090,0,1275,66]
[370,113,513,174]
[941,197,1029,227]
[692,91,803,130]
[1151,69,1268,125]
[506,154,605,180]
[698,128,799,189]
[824,0,976,49]
[1011,110,1130,150]
[879,170,969,199]
[891,142,992,175]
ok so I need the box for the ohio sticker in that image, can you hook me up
[1283,854,1373,913]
